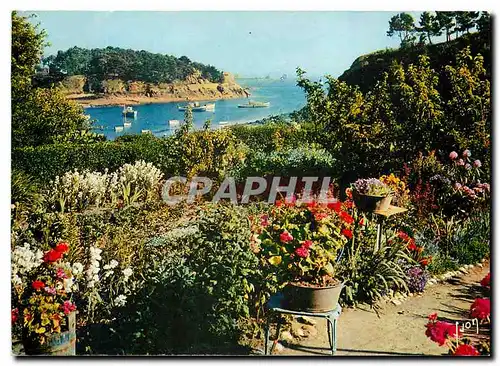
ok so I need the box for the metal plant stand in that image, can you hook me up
[264,293,342,355]
[372,205,408,251]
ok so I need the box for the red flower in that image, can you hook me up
[453,344,480,356]
[314,212,328,222]
[359,218,365,226]
[344,200,353,209]
[295,246,309,258]
[11,308,19,324]
[407,240,418,252]
[470,298,490,320]
[275,200,284,207]
[428,313,438,321]
[341,228,353,239]
[398,231,410,241]
[425,320,461,346]
[339,211,354,225]
[55,242,69,253]
[307,201,318,210]
[327,201,341,213]
[420,257,432,266]
[61,301,77,315]
[32,280,45,291]
[345,188,353,199]
[280,231,294,243]
[260,215,269,227]
[302,240,313,249]
[44,249,63,263]
[480,272,490,288]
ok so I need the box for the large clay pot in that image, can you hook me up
[22,312,76,356]
[283,282,344,312]
[353,192,392,212]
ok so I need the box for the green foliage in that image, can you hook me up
[44,46,224,87]
[230,146,336,182]
[11,169,41,209]
[416,12,441,45]
[387,12,417,48]
[449,211,490,265]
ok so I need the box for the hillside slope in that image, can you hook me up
[338,32,490,93]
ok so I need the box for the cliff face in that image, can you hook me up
[65,70,247,106]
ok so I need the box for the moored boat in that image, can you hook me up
[178,101,215,112]
[168,119,180,126]
[123,122,132,128]
[237,100,270,108]
[122,106,138,118]
[115,126,124,132]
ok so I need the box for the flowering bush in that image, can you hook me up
[351,178,392,196]
[48,160,164,212]
[379,173,410,207]
[11,242,82,346]
[254,197,351,287]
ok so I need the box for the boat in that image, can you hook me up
[123,122,132,128]
[237,101,270,108]
[122,106,138,118]
[141,129,152,134]
[219,121,229,125]
[115,126,124,132]
[168,119,180,126]
[177,101,215,112]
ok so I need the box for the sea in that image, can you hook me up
[85,78,306,140]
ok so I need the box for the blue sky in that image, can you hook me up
[29,11,429,78]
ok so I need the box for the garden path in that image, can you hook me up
[265,261,490,356]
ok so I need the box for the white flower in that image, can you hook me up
[104,270,114,279]
[72,262,84,275]
[63,278,74,293]
[109,259,119,269]
[114,294,127,307]
[122,267,133,278]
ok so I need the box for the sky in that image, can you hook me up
[28,11,429,78]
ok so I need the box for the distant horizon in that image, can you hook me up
[27,11,437,79]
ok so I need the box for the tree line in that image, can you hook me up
[41,46,224,88]
[387,11,491,48]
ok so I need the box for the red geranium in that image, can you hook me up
[470,298,490,320]
[11,308,19,324]
[453,344,480,356]
[55,242,69,253]
[420,256,432,266]
[428,313,438,321]
[302,240,313,249]
[407,241,418,252]
[425,320,461,346]
[327,201,341,213]
[280,231,294,243]
[61,301,77,315]
[341,228,353,239]
[295,246,310,258]
[339,211,354,225]
[344,200,353,209]
[480,273,490,288]
[44,249,63,263]
[32,280,45,291]
[398,231,410,241]
[307,201,318,210]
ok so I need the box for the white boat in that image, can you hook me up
[122,106,138,118]
[219,121,229,125]
[178,101,215,112]
[238,101,270,108]
[141,129,152,134]
[115,126,124,132]
[168,119,180,126]
[123,122,132,128]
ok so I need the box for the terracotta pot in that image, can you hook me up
[283,281,344,312]
[353,192,392,212]
[22,312,76,356]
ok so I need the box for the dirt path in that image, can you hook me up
[266,261,489,356]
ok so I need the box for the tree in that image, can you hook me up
[387,13,417,48]
[476,11,491,34]
[11,12,88,148]
[436,11,456,42]
[455,11,479,35]
[416,12,441,45]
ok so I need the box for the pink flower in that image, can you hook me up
[454,182,462,190]
[302,240,313,249]
[449,151,458,160]
[465,164,472,170]
[56,268,68,279]
[462,150,471,157]
[295,246,309,258]
[457,159,465,166]
[280,231,294,243]
[260,215,269,227]
[473,160,481,168]
[62,301,77,315]
[44,287,57,295]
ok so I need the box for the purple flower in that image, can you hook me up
[454,183,462,190]
[449,151,458,160]
[465,164,472,170]
[463,150,471,158]
[457,159,465,166]
[473,160,482,168]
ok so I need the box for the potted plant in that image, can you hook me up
[253,198,352,312]
[11,242,82,355]
[351,178,393,212]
